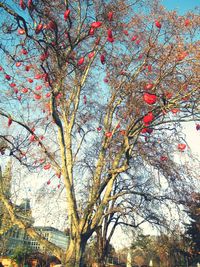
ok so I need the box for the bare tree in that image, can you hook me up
[0,0,199,266]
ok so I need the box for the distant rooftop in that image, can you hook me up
[34,226,68,234]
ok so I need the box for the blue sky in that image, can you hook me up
[162,0,200,13]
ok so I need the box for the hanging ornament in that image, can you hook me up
[21,48,28,55]
[178,143,186,151]
[35,74,42,79]
[9,83,16,88]
[35,85,42,91]
[43,73,49,82]
[78,57,84,65]
[155,20,162,29]
[160,156,168,161]
[95,37,101,45]
[89,27,95,35]
[184,19,190,26]
[34,94,41,100]
[120,130,126,136]
[5,74,11,80]
[22,88,29,93]
[107,29,113,38]
[147,65,152,72]
[91,21,102,28]
[19,0,26,10]
[136,39,141,45]
[97,126,102,131]
[182,95,190,101]
[25,65,31,71]
[28,0,34,10]
[123,30,129,36]
[171,108,179,114]
[131,35,138,41]
[105,132,112,138]
[88,51,95,58]
[39,158,45,163]
[35,24,43,34]
[27,78,33,83]
[144,83,154,90]
[196,124,200,131]
[44,163,51,170]
[143,112,154,125]
[40,52,49,61]
[141,128,153,134]
[83,95,87,104]
[107,11,113,21]
[116,123,120,129]
[8,117,13,127]
[165,91,173,99]
[18,29,25,35]
[100,54,105,64]
[107,36,114,42]
[56,93,62,100]
[143,93,157,105]
[56,172,61,178]
[64,9,70,21]
[177,51,188,61]
[16,62,22,67]
[46,92,51,98]
[29,135,36,142]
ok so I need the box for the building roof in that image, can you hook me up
[34,226,68,235]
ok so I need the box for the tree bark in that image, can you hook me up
[64,235,87,267]
[95,226,107,267]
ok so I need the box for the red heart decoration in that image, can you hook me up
[143,93,157,105]
[64,9,70,21]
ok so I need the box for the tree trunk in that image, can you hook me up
[95,227,107,267]
[64,235,87,267]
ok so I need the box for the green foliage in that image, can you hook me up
[10,246,33,265]
[185,194,200,261]
[131,234,153,250]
